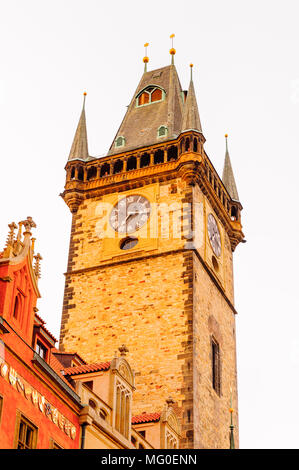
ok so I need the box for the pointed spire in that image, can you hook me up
[181,64,203,134]
[68,92,89,161]
[222,134,239,202]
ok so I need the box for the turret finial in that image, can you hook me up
[83,92,87,109]
[225,133,228,150]
[143,42,149,72]
[190,63,193,80]
[169,34,176,65]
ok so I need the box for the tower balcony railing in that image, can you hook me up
[65,131,240,223]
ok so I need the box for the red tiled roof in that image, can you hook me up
[132,412,161,424]
[63,362,111,376]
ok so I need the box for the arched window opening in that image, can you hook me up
[71,167,76,179]
[185,137,190,152]
[151,88,162,102]
[131,436,137,447]
[157,126,168,138]
[140,153,150,168]
[193,138,198,152]
[13,294,21,320]
[136,86,165,107]
[154,149,164,164]
[180,138,184,154]
[167,146,178,162]
[87,166,97,180]
[138,91,150,106]
[100,163,110,177]
[113,159,123,174]
[78,166,84,181]
[231,206,238,220]
[99,409,107,421]
[89,399,97,410]
[115,136,125,148]
[127,156,137,171]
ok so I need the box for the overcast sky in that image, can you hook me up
[1,0,299,449]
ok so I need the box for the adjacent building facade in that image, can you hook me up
[0,218,180,448]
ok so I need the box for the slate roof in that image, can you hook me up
[107,65,184,156]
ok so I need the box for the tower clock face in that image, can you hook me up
[207,213,221,257]
[109,195,151,234]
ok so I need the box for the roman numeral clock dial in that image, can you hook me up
[207,213,221,257]
[109,195,151,235]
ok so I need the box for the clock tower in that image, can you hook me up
[59,52,245,449]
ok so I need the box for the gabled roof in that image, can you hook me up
[108,65,184,156]
[63,361,111,376]
[132,412,161,424]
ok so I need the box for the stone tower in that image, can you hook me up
[59,54,245,449]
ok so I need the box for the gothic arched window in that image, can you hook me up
[115,381,131,439]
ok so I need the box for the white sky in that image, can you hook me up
[1,0,299,449]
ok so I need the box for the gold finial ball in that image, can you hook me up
[229,407,234,413]
[83,92,87,96]
[190,63,193,68]
[225,133,228,138]
[170,48,176,55]
[143,56,149,63]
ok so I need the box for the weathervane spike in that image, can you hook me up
[83,92,87,109]
[169,34,176,65]
[143,42,149,72]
